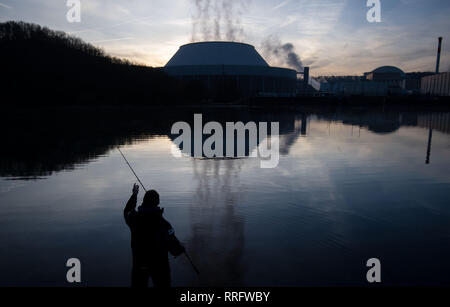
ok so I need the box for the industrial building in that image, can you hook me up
[405,72,434,95]
[320,79,388,96]
[163,37,447,98]
[421,73,450,96]
[164,41,298,98]
[420,37,450,96]
[365,66,406,94]
[319,66,407,96]
[319,36,446,98]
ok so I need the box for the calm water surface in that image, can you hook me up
[0,108,449,286]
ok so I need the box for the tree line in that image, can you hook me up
[0,21,205,106]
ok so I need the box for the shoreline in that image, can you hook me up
[4,96,450,113]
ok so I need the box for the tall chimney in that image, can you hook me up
[436,37,443,74]
[303,67,310,89]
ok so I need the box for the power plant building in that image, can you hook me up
[421,73,450,96]
[319,66,408,96]
[320,80,388,96]
[365,66,406,94]
[164,42,298,97]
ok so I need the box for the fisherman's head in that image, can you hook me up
[142,190,160,208]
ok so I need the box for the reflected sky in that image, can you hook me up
[0,109,449,286]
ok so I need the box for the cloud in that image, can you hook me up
[67,16,155,35]
[0,2,12,9]
[91,37,134,44]
[1,0,449,75]
[271,0,291,11]
[81,0,132,21]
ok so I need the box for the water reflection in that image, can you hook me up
[426,128,433,165]
[187,159,246,286]
[2,108,448,179]
[1,107,450,286]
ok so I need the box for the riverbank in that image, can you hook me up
[4,96,450,115]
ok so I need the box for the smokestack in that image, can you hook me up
[436,37,443,74]
[303,67,310,89]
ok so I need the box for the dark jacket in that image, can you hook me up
[124,194,184,268]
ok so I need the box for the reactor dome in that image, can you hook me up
[372,66,405,76]
[164,41,297,98]
[365,65,406,94]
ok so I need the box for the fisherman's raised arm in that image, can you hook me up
[124,183,139,226]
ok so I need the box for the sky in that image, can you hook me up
[0,0,449,76]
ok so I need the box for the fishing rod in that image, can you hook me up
[117,147,200,276]
[118,148,147,193]
[184,251,200,276]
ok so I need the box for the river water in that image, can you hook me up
[0,107,449,286]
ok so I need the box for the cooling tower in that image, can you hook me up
[164,41,297,98]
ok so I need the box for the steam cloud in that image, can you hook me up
[190,2,305,73]
[261,35,304,72]
[191,0,250,42]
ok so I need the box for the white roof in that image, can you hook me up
[165,42,269,67]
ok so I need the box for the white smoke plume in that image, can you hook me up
[261,35,304,72]
[191,0,250,42]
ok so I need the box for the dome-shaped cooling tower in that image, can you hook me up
[163,41,297,98]
[165,42,269,67]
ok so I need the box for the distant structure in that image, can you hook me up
[164,41,298,98]
[319,66,407,96]
[421,73,450,96]
[405,72,434,95]
[318,37,450,97]
[320,78,388,96]
[365,66,406,94]
[319,65,443,97]
[319,66,406,96]
[421,37,450,96]
[436,37,443,74]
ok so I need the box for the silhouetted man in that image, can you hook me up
[124,184,185,288]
